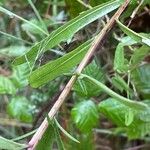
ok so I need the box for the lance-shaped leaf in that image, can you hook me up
[13,0,123,65]
[29,40,92,87]
[117,20,150,46]
[0,136,27,150]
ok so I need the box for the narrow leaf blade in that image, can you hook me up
[54,118,80,143]
[0,136,27,150]
[29,40,92,87]
[117,20,150,46]
[13,0,122,65]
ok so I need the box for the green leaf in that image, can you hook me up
[21,19,46,36]
[120,0,138,20]
[54,118,80,143]
[0,136,27,150]
[64,0,85,18]
[7,96,33,123]
[125,109,134,126]
[29,40,92,88]
[36,116,65,150]
[114,43,126,72]
[90,0,111,6]
[98,98,150,139]
[10,63,30,88]
[68,133,94,150]
[0,76,16,94]
[120,35,137,46]
[117,20,150,46]
[111,75,130,92]
[98,98,134,126]
[131,45,150,65]
[73,60,105,97]
[0,6,47,35]
[12,129,37,142]
[71,100,99,133]
[13,0,122,65]
[53,121,65,150]
[131,64,150,99]
[0,45,29,57]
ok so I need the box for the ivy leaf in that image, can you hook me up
[0,136,27,150]
[29,40,92,88]
[117,20,150,46]
[73,60,105,97]
[71,100,99,133]
[0,76,16,95]
[13,0,123,65]
[7,96,33,123]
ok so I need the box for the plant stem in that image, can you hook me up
[76,0,92,9]
[0,30,32,45]
[0,6,48,36]
[27,0,48,33]
[28,1,131,149]
[80,73,148,110]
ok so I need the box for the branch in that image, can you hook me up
[28,1,130,149]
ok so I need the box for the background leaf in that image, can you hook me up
[131,45,150,65]
[98,98,150,139]
[71,100,99,133]
[0,45,29,57]
[131,64,150,99]
[7,96,33,123]
[114,43,126,73]
[10,63,30,88]
[0,76,16,94]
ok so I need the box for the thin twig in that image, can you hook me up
[27,0,48,33]
[28,1,130,149]
[127,0,144,27]
[76,0,92,9]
